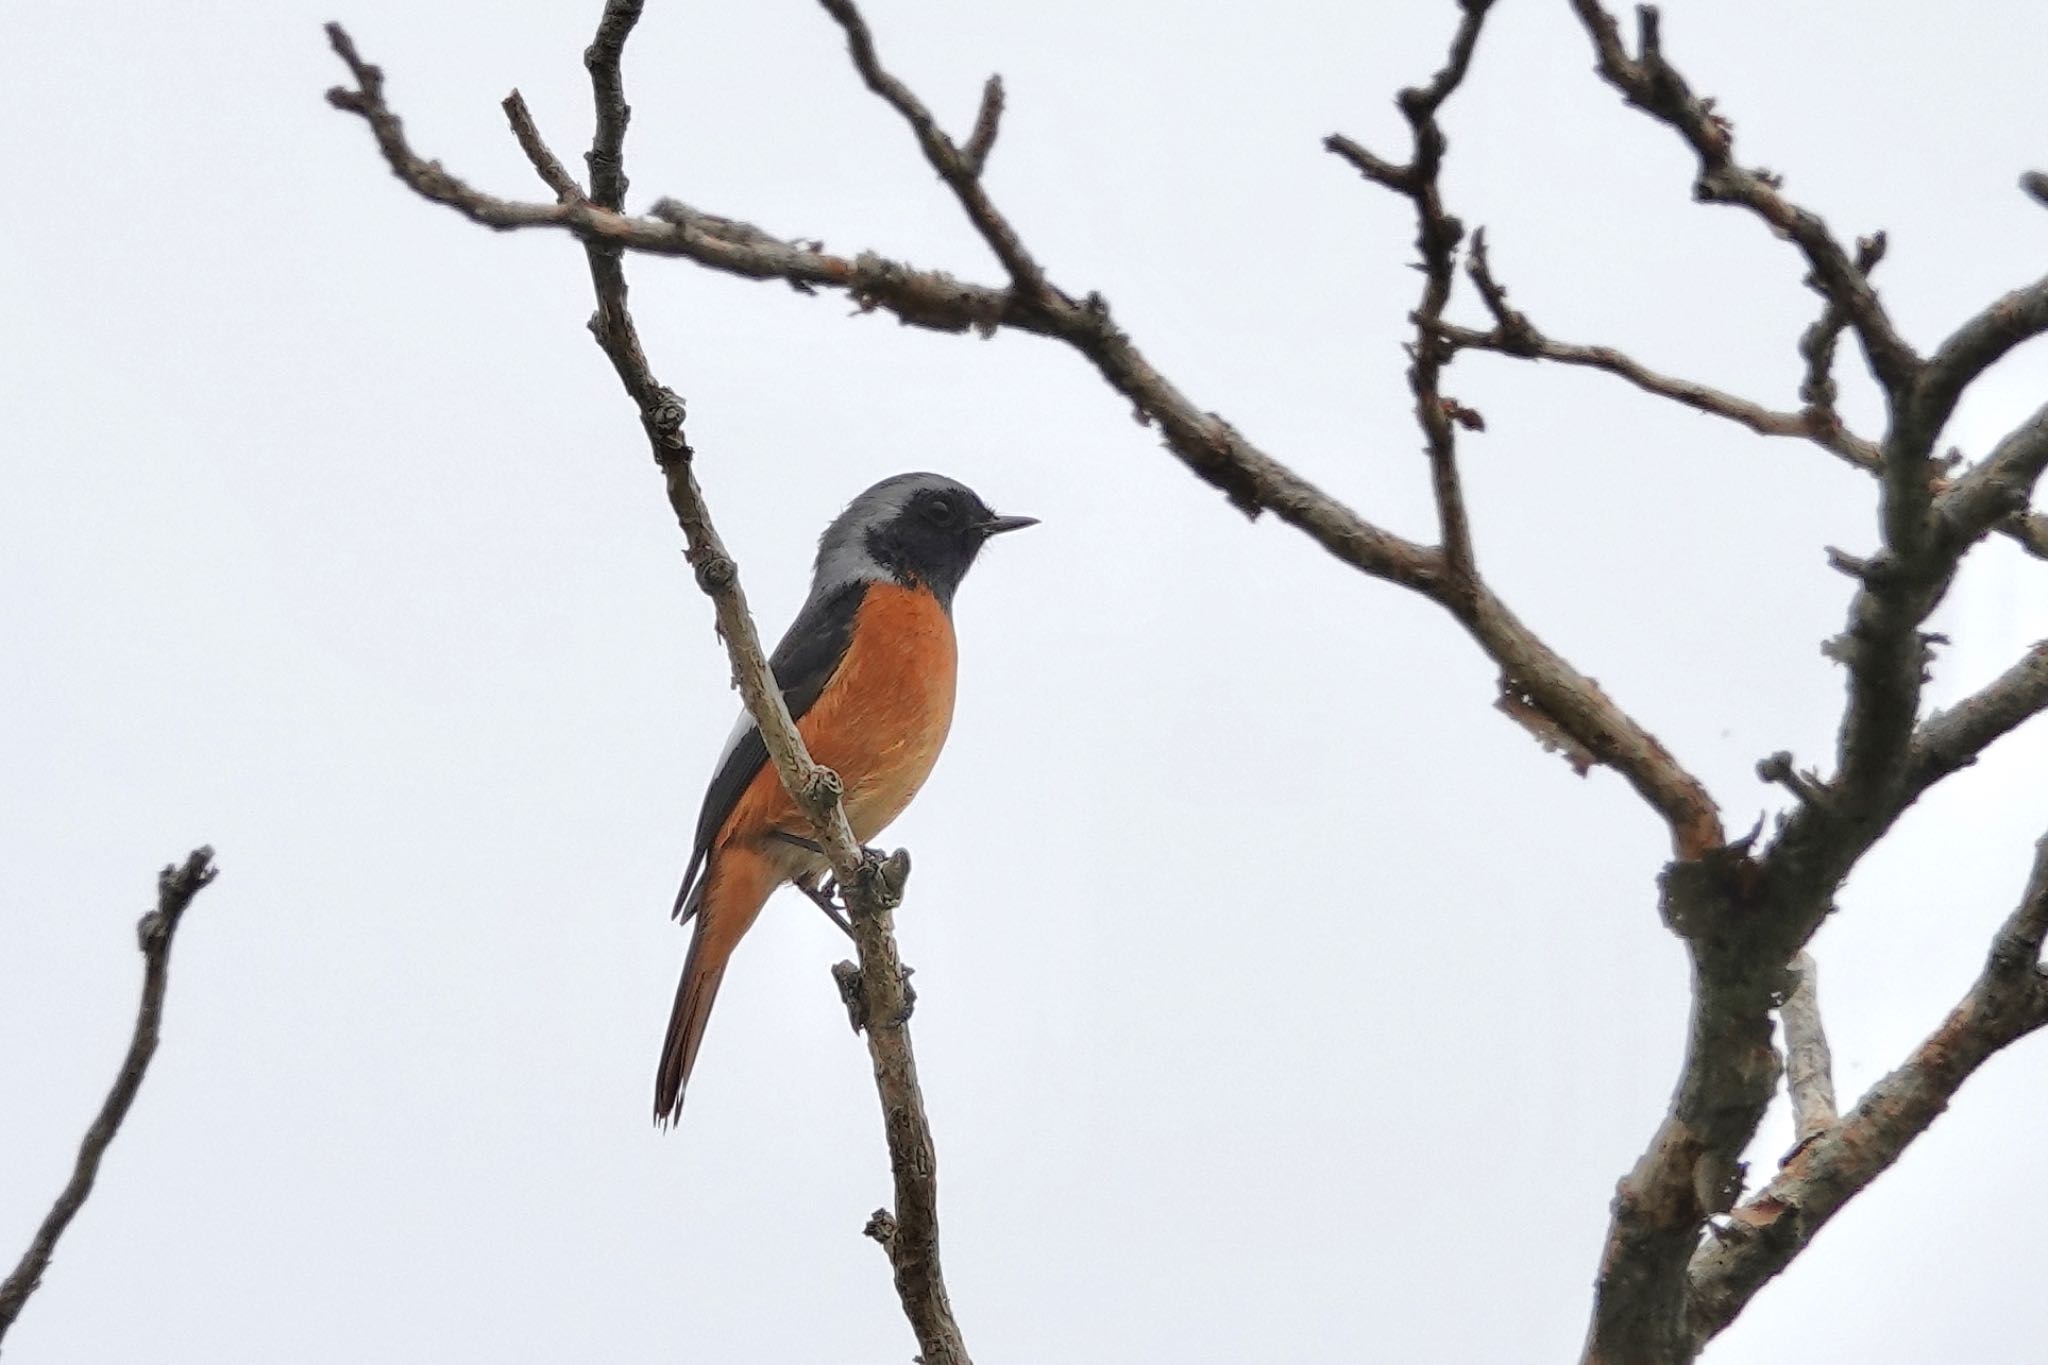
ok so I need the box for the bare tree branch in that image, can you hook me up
[1563,2,1917,394]
[326,14,981,1358]
[1937,402,2048,552]
[1426,257,1885,476]
[504,90,581,202]
[0,847,219,1344]
[1920,275,2048,428]
[1428,237,2048,560]
[959,76,1005,178]
[1323,1,1495,600]
[1559,2,2047,836]
[582,0,639,212]
[1798,232,1887,420]
[1778,951,1836,1146]
[1906,639,2048,798]
[1688,835,2048,1345]
[1320,3,1726,851]
[817,0,1046,299]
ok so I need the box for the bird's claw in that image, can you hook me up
[892,965,918,1026]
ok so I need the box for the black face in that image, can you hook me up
[865,483,1029,608]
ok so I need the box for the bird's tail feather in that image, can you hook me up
[654,851,774,1126]
[655,939,727,1126]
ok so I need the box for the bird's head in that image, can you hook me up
[814,472,1036,608]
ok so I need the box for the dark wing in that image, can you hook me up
[673,582,865,920]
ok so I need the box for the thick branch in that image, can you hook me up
[0,848,219,1343]
[1687,836,2048,1345]
[1556,16,1970,1313]
[1920,275,2048,429]
[1585,870,1783,1365]
[1763,416,2048,936]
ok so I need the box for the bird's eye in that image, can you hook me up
[923,495,957,526]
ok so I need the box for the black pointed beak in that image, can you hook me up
[975,513,1040,537]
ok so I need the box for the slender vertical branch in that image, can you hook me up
[1779,951,1836,1145]
[1324,1,1495,602]
[0,848,219,1343]
[487,19,972,1361]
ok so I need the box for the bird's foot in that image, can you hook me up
[794,873,855,940]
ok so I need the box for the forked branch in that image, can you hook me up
[1688,836,2048,1343]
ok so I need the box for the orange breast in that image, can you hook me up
[725,581,958,852]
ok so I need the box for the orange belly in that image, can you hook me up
[725,580,958,856]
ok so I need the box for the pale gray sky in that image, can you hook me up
[4,1,2045,1361]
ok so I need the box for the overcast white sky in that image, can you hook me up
[4,1,2045,1361]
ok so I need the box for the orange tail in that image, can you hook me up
[655,847,776,1125]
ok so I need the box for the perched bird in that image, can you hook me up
[656,472,1036,1124]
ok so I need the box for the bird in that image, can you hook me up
[656,472,1036,1124]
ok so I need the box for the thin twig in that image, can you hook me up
[1426,313,1880,471]
[1756,752,1828,809]
[1797,231,1887,417]
[1324,1,1495,602]
[817,0,1046,301]
[960,76,1005,177]
[1778,951,1836,1146]
[503,90,581,201]
[583,0,640,211]
[0,847,219,1343]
